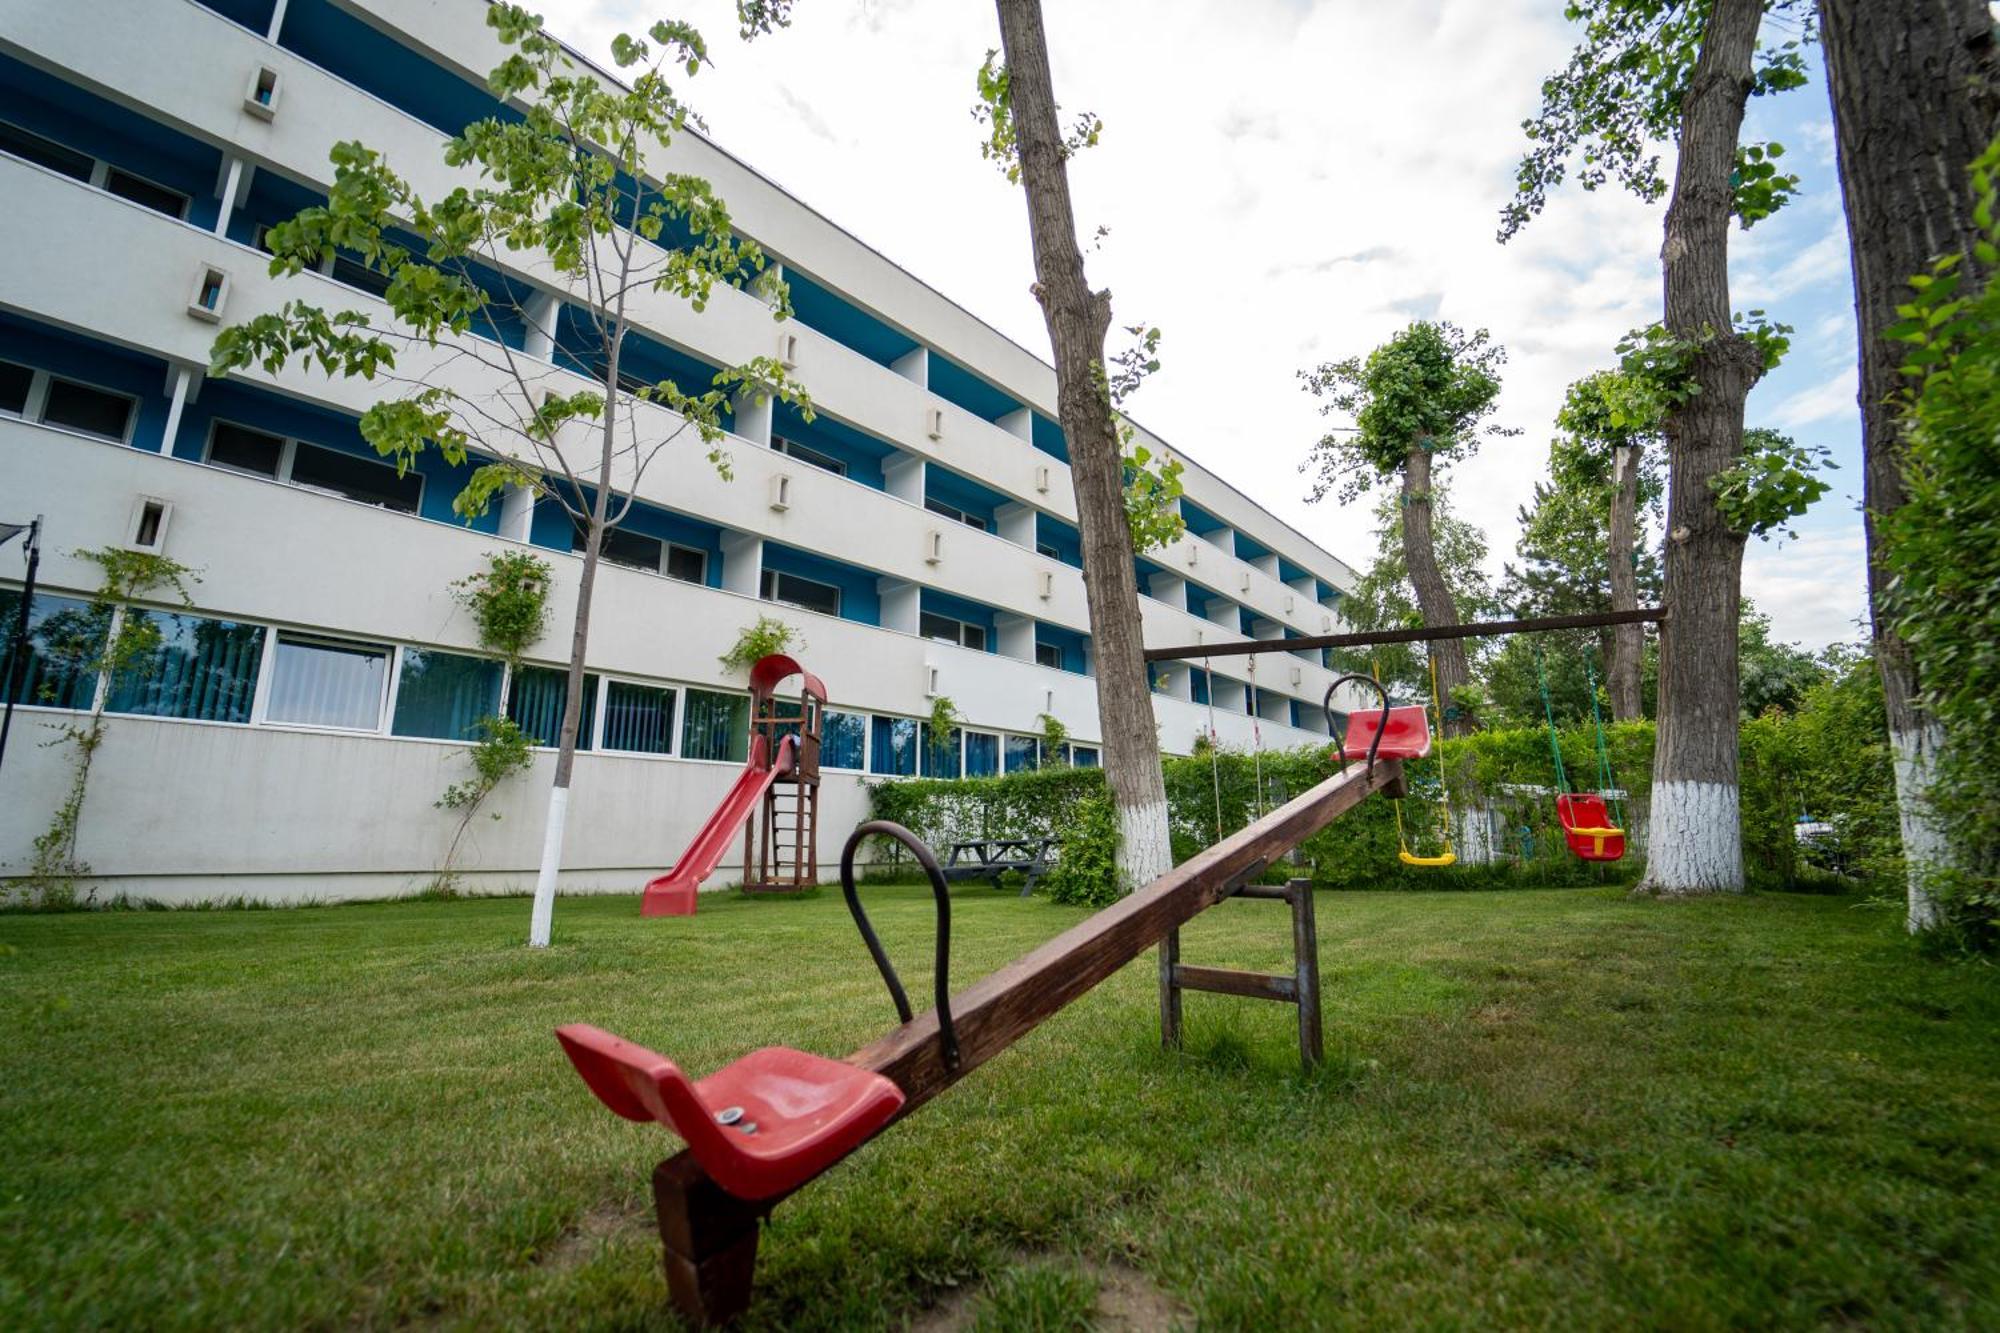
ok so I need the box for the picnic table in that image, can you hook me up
[943,836,1057,896]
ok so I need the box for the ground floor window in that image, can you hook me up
[603,680,676,755]
[105,610,264,724]
[1004,734,1039,774]
[681,689,748,763]
[920,723,960,779]
[964,730,999,778]
[871,715,917,777]
[821,708,866,770]
[266,634,391,731]
[0,590,99,710]
[1071,745,1100,768]
[391,648,502,740]
[508,665,598,750]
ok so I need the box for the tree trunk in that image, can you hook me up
[1636,0,1764,897]
[528,321,622,947]
[1398,445,1471,735]
[993,0,1172,888]
[1818,0,1997,931]
[1605,441,1644,720]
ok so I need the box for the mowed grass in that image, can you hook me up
[1,883,1995,1330]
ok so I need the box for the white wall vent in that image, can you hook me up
[776,331,798,369]
[1238,569,1252,594]
[188,266,231,323]
[1033,464,1050,494]
[1285,594,1295,614]
[926,664,940,697]
[126,496,173,553]
[244,67,282,121]
[1037,570,1053,600]
[768,473,792,511]
[924,528,944,564]
[1290,664,1303,687]
[925,406,944,441]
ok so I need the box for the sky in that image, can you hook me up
[538,0,1869,652]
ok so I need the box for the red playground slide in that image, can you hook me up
[641,733,798,917]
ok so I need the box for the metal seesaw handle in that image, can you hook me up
[838,820,959,1072]
[1324,672,1392,775]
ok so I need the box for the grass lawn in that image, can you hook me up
[1,882,1996,1330]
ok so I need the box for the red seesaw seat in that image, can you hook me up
[1556,793,1626,862]
[1339,704,1433,763]
[554,1025,905,1201]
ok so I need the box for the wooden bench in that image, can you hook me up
[942,836,1056,896]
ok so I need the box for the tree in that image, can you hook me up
[1737,600,1828,716]
[1336,489,1499,709]
[1505,0,1819,895]
[1301,321,1516,735]
[1817,0,1998,933]
[212,5,807,946]
[977,0,1175,888]
[1550,369,1668,718]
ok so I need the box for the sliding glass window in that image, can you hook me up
[105,611,264,723]
[391,648,502,740]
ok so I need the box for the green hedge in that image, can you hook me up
[869,679,1899,898]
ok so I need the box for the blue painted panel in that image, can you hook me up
[1035,622,1089,676]
[1278,556,1312,586]
[924,464,1008,528]
[1238,607,1258,636]
[1134,555,1170,600]
[554,310,733,433]
[1233,529,1271,565]
[1180,498,1227,537]
[762,543,880,626]
[919,589,997,647]
[0,53,224,230]
[1030,413,1068,462]
[1191,669,1211,706]
[771,403,893,491]
[616,505,726,589]
[0,311,170,451]
[1038,515,1083,570]
[928,353,1020,422]
[783,269,917,369]
[277,0,513,138]
[1316,578,1340,605]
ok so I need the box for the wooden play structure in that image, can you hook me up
[640,654,824,916]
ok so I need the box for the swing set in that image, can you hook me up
[1153,606,1666,870]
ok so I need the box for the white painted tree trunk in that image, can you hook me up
[1118,798,1173,891]
[528,783,571,948]
[1891,723,1951,933]
[1643,780,1741,895]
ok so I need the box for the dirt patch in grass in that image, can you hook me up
[910,1252,1188,1332]
[537,1198,650,1271]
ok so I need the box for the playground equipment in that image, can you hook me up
[640,654,825,916]
[1534,644,1627,863]
[558,735,1409,1323]
[1362,655,1457,868]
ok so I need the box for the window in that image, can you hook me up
[603,680,676,754]
[1004,734,1039,774]
[681,688,748,762]
[207,422,284,477]
[508,665,598,749]
[1072,746,1100,768]
[1035,642,1062,670]
[102,167,188,220]
[760,568,840,617]
[772,435,847,477]
[31,375,136,443]
[870,715,917,777]
[105,610,264,724]
[266,634,391,731]
[821,708,866,770]
[329,253,392,298]
[0,360,33,416]
[924,497,988,532]
[964,730,999,778]
[665,544,707,584]
[205,421,422,514]
[919,612,986,651]
[391,648,502,740]
[0,590,99,710]
[580,525,664,574]
[920,723,960,779]
[0,120,92,181]
[1191,669,1211,706]
[290,443,421,513]
[1036,542,1059,560]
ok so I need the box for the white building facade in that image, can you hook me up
[0,0,1363,902]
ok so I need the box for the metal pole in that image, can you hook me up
[0,517,43,774]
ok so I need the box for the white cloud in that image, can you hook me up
[1742,527,1871,650]
[1769,366,1859,430]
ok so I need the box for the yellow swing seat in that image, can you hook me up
[1398,849,1457,868]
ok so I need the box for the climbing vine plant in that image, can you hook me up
[430,715,535,895]
[719,615,801,675]
[1037,711,1070,766]
[449,550,552,667]
[25,548,198,905]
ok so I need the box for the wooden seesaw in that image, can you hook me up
[554,677,1416,1324]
